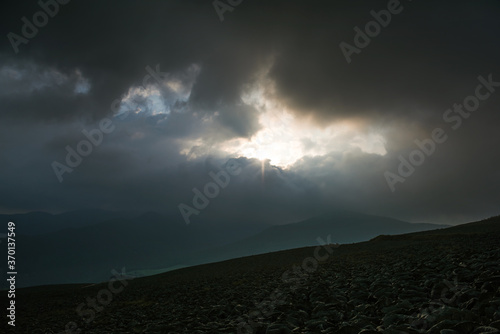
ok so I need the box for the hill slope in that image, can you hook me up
[182,210,448,265]
[13,210,446,287]
[8,215,500,333]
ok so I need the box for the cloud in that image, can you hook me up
[0,0,499,224]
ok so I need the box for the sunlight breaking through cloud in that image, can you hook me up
[216,77,387,167]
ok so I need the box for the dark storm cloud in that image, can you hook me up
[2,0,499,122]
[0,0,499,224]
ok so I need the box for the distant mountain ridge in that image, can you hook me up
[4,209,449,288]
[10,215,500,333]
[181,210,449,265]
[0,209,128,236]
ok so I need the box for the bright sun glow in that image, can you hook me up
[179,69,387,167]
[217,79,386,167]
[219,109,386,167]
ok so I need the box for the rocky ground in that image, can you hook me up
[5,216,500,334]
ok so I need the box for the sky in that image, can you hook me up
[0,0,499,225]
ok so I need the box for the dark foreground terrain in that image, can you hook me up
[4,216,500,334]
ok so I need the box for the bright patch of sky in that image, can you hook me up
[114,63,200,119]
[217,77,387,167]
[0,63,91,95]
